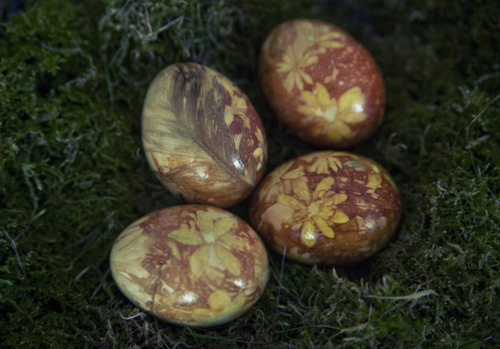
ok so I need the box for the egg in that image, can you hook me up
[248,151,401,267]
[110,204,269,327]
[259,19,385,149]
[142,63,267,208]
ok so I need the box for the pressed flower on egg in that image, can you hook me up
[297,83,368,142]
[277,177,349,247]
[167,210,249,278]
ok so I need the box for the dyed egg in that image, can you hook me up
[249,151,401,266]
[259,19,385,149]
[110,205,269,327]
[142,63,267,208]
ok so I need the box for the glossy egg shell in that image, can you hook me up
[142,63,267,208]
[110,204,270,327]
[259,19,385,149]
[249,151,401,267]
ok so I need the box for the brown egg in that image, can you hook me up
[259,19,385,149]
[110,204,269,327]
[249,151,401,267]
[142,63,267,208]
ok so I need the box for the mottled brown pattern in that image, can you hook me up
[259,19,385,149]
[249,151,401,266]
[142,63,267,208]
[110,205,269,327]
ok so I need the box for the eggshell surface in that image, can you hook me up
[142,63,267,208]
[259,19,385,148]
[110,205,269,327]
[249,151,401,266]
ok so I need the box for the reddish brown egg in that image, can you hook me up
[110,204,269,327]
[142,63,267,208]
[259,19,385,149]
[249,151,401,267]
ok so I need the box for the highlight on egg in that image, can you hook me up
[259,19,385,149]
[249,151,401,267]
[142,63,267,208]
[110,204,270,327]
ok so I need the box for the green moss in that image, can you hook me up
[1,0,499,347]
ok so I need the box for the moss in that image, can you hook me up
[1,0,499,347]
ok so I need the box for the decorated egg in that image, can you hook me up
[142,63,267,208]
[259,19,385,149]
[110,204,269,327]
[249,151,401,266]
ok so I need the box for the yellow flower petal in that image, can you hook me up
[189,245,210,278]
[331,210,349,224]
[214,217,235,238]
[295,73,304,90]
[166,240,181,260]
[293,180,311,202]
[224,112,234,126]
[315,177,334,193]
[339,87,364,114]
[301,54,318,66]
[316,83,331,109]
[277,47,294,72]
[297,105,318,116]
[277,194,306,211]
[367,173,382,190]
[168,228,203,246]
[196,210,214,232]
[337,121,353,137]
[284,72,296,92]
[322,42,345,49]
[343,112,367,123]
[253,147,263,157]
[301,90,318,104]
[234,96,247,110]
[301,221,317,247]
[218,232,250,252]
[310,158,329,174]
[318,205,334,219]
[332,193,348,205]
[215,245,241,277]
[277,62,291,72]
[328,157,343,172]
[255,128,264,143]
[328,121,352,141]
[319,32,343,40]
[298,70,313,85]
[282,167,305,179]
[312,216,334,238]
[208,290,231,310]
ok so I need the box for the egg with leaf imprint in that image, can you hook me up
[110,204,269,327]
[142,63,267,208]
[259,19,385,149]
[249,151,401,267]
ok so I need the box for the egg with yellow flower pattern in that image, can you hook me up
[259,19,385,149]
[249,151,401,266]
[110,205,269,326]
[142,63,267,208]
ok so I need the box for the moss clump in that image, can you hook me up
[1,0,499,347]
